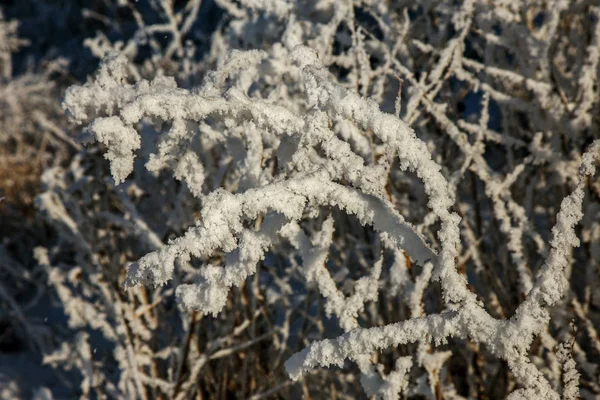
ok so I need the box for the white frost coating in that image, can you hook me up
[284,312,461,380]
[285,140,599,399]
[557,342,580,400]
[62,35,600,398]
[283,51,597,398]
[198,49,268,96]
[378,357,412,400]
[125,174,435,317]
[237,0,292,18]
[86,116,141,184]
[279,216,384,394]
[288,46,474,308]
[145,118,206,196]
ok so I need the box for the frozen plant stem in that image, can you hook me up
[64,38,600,398]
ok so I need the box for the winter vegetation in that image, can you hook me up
[0,1,599,399]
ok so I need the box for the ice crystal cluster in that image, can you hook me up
[1,0,600,399]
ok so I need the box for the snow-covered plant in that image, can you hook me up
[0,10,28,79]
[63,13,600,397]
[1,0,599,399]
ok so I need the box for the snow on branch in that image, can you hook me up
[63,38,600,398]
